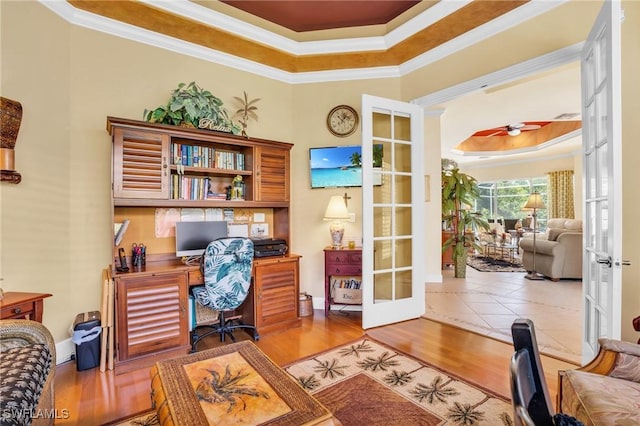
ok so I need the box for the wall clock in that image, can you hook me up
[327,105,359,137]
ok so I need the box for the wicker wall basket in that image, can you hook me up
[0,96,23,183]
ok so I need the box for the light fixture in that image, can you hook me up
[507,127,521,136]
[323,195,350,249]
[523,192,546,280]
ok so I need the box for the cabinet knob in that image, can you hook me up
[12,307,21,314]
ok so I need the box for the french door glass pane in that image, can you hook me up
[373,112,391,139]
[393,115,411,141]
[373,207,392,238]
[371,107,413,306]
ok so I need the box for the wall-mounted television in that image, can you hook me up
[309,145,382,189]
[175,220,228,257]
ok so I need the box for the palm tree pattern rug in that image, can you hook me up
[466,255,526,272]
[284,337,513,426]
[106,337,514,426]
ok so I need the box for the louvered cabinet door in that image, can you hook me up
[252,257,300,334]
[255,146,289,202]
[115,272,189,361]
[113,128,170,199]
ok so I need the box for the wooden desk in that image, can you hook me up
[0,292,52,322]
[110,254,301,374]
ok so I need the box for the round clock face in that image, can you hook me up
[327,105,359,137]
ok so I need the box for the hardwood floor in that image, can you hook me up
[54,312,577,424]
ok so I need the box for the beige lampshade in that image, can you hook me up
[323,195,350,220]
[523,192,546,210]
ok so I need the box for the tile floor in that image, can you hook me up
[425,265,582,364]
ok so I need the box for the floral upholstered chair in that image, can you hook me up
[190,238,259,351]
[558,338,640,426]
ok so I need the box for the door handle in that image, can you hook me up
[597,257,612,268]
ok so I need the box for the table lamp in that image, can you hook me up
[324,195,350,249]
[523,192,546,280]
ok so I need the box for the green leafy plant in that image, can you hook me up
[231,91,260,137]
[442,160,489,278]
[144,82,240,133]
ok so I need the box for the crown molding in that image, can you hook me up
[140,0,473,56]
[411,42,583,107]
[40,0,567,85]
[457,130,582,167]
[464,147,581,170]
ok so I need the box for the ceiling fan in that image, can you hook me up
[473,121,550,137]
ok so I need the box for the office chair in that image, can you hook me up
[191,237,259,352]
[510,319,583,426]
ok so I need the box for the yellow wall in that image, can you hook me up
[2,1,638,343]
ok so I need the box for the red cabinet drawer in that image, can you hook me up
[325,252,352,264]
[325,265,362,275]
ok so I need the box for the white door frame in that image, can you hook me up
[361,94,425,329]
[411,5,623,362]
[580,0,623,363]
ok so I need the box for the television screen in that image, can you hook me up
[175,220,228,257]
[309,145,382,189]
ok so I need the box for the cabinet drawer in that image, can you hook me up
[348,253,362,263]
[1,301,34,319]
[326,265,362,275]
[188,270,203,285]
[325,253,353,264]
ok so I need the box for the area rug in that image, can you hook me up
[466,255,525,272]
[109,337,514,426]
[284,336,513,426]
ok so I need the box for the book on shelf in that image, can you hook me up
[171,143,245,171]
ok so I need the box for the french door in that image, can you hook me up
[581,0,623,363]
[361,94,425,329]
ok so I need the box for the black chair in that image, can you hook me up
[510,318,555,426]
[510,319,584,426]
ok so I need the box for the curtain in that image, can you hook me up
[547,170,574,218]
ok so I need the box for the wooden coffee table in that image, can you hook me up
[150,341,336,425]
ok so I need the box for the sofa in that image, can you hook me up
[558,338,640,426]
[0,319,56,426]
[519,218,582,281]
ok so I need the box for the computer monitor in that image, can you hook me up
[175,220,228,257]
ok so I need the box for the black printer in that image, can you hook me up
[251,238,288,257]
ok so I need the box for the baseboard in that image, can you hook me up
[56,338,75,365]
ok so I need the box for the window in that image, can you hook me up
[476,178,548,229]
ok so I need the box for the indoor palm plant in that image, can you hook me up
[442,160,489,278]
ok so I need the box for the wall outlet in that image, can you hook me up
[348,213,356,223]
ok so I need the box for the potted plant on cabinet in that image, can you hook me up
[144,81,241,134]
[441,159,489,278]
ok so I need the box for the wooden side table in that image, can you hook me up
[324,247,362,316]
[0,292,52,322]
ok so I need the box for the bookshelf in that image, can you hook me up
[106,117,299,373]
